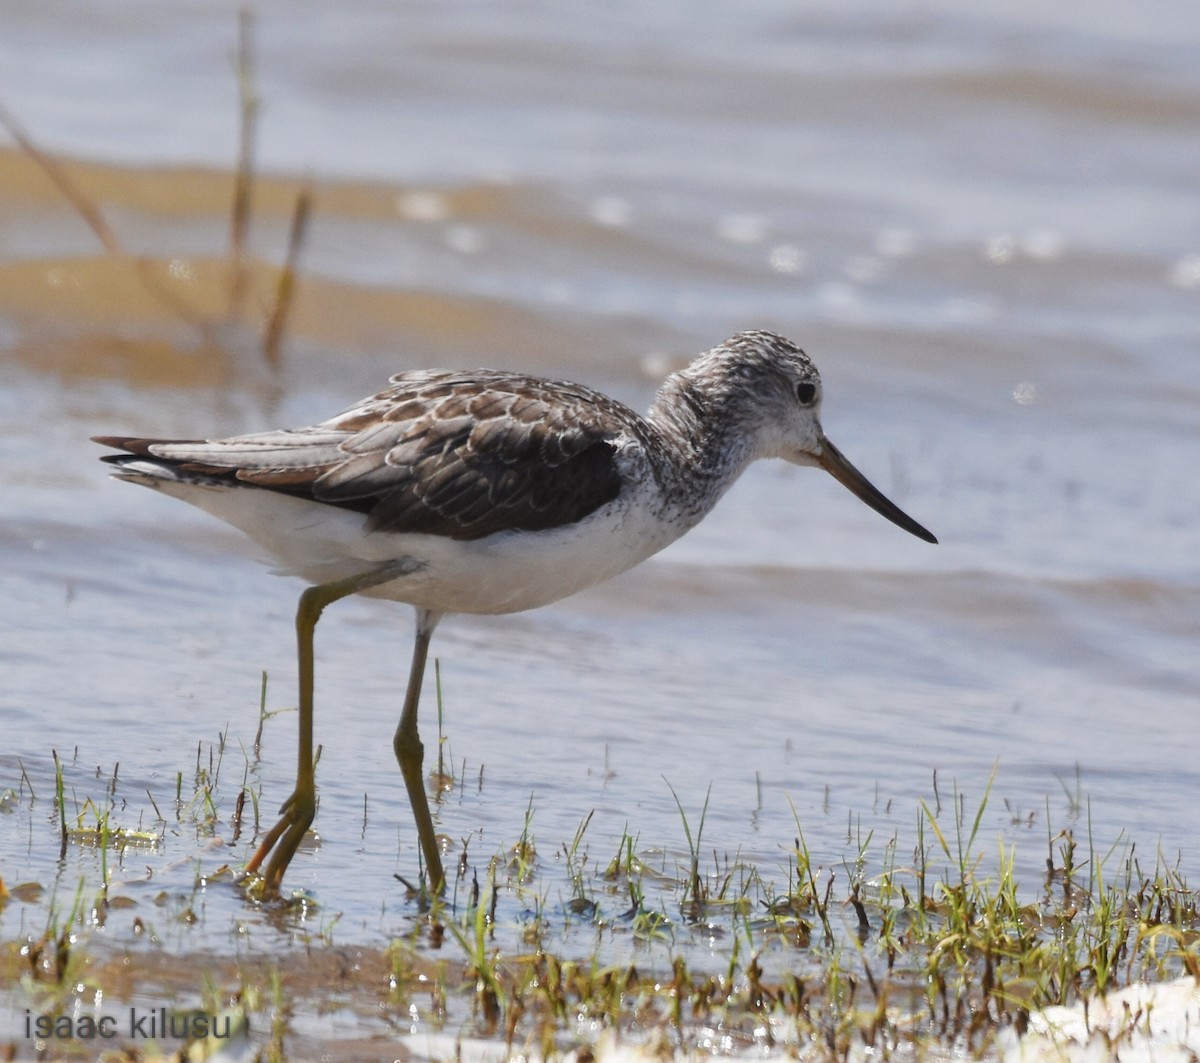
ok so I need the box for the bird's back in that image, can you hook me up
[96,369,647,542]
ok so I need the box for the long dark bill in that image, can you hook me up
[818,437,937,544]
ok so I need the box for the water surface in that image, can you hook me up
[1,0,1198,1048]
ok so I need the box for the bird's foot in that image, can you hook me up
[244,786,316,897]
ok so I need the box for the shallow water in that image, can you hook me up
[1,0,1199,1051]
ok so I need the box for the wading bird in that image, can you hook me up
[95,330,936,894]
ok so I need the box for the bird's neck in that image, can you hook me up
[643,369,759,520]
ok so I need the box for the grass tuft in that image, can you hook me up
[5,740,1200,1060]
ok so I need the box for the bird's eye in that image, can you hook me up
[796,381,818,406]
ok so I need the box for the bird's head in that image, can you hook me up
[707,330,937,544]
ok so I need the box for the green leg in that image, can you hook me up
[393,607,446,892]
[246,560,421,895]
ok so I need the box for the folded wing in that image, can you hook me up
[94,371,629,541]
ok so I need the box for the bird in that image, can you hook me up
[94,330,936,895]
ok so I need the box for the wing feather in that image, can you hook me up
[95,370,633,541]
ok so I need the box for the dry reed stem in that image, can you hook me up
[0,100,123,254]
[229,7,259,319]
[262,186,313,369]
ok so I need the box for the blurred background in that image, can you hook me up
[1,0,1198,935]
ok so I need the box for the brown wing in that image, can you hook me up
[95,370,631,541]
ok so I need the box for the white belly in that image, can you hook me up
[146,479,689,616]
